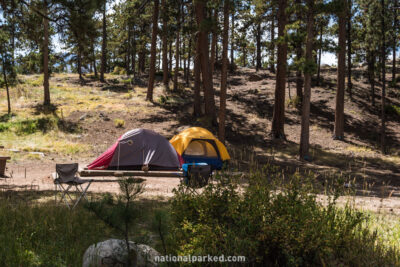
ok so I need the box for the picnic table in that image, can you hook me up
[0,156,11,177]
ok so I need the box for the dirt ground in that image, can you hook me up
[1,67,400,214]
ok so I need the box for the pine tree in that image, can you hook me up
[147,0,159,102]
[271,0,288,139]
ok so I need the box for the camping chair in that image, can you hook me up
[54,163,93,209]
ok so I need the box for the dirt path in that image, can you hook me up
[2,161,400,216]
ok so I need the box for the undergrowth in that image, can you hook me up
[168,166,400,266]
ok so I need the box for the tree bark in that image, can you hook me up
[195,0,216,123]
[173,1,181,91]
[147,0,159,102]
[230,12,235,72]
[100,1,107,82]
[2,55,11,114]
[210,9,218,74]
[317,24,322,85]
[256,21,262,71]
[186,28,192,86]
[295,0,303,100]
[270,11,276,73]
[43,0,50,106]
[194,33,202,117]
[271,0,287,139]
[299,0,314,160]
[367,51,376,106]
[392,0,398,84]
[93,45,98,78]
[132,29,136,75]
[77,47,82,81]
[347,0,352,98]
[219,0,229,143]
[333,2,346,140]
[127,25,131,74]
[381,0,386,154]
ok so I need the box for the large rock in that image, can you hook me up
[82,239,160,267]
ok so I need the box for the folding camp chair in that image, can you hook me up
[54,163,93,209]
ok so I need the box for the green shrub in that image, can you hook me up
[114,119,125,128]
[0,200,112,266]
[0,123,10,132]
[169,167,400,266]
[15,117,58,135]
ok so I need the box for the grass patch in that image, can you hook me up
[0,199,113,266]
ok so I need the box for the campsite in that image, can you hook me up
[0,0,400,266]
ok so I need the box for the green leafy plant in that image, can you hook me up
[169,166,400,266]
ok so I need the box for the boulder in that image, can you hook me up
[82,239,160,267]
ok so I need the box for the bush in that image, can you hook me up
[169,167,400,266]
[15,117,58,135]
[114,119,125,128]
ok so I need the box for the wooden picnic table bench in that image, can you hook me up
[0,156,11,176]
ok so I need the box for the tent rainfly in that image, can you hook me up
[87,128,182,170]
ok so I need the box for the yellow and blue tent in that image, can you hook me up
[170,127,230,169]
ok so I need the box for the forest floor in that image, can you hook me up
[1,67,400,214]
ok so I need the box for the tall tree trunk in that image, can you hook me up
[100,1,107,82]
[256,21,262,71]
[162,0,168,88]
[271,0,288,139]
[43,0,50,106]
[230,12,235,72]
[392,0,398,84]
[147,0,159,102]
[367,51,376,106]
[219,0,229,143]
[295,0,303,100]
[78,48,82,81]
[381,0,386,153]
[270,12,276,73]
[2,56,11,114]
[186,31,192,86]
[210,9,218,74]
[127,25,131,74]
[299,0,314,160]
[317,24,322,85]
[132,29,136,75]
[183,37,187,83]
[93,45,98,78]
[195,0,216,123]
[333,3,346,140]
[169,41,172,74]
[194,33,202,117]
[173,2,181,91]
[347,0,352,98]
